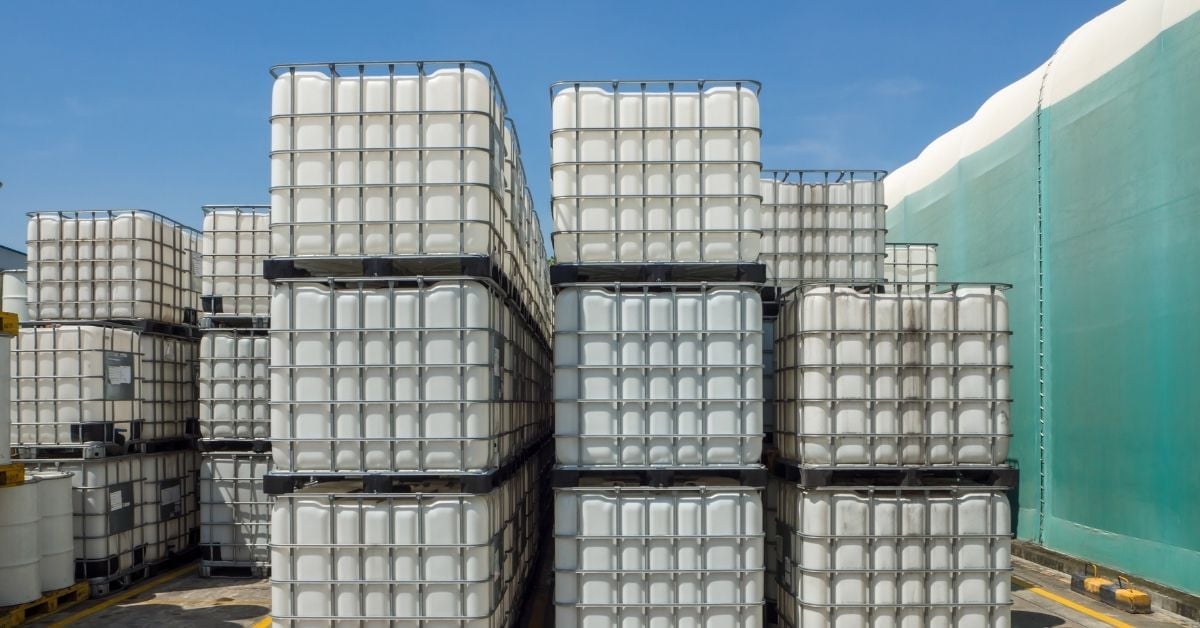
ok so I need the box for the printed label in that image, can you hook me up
[103,351,135,400]
[492,334,505,401]
[191,251,202,291]
[108,481,135,534]
[159,478,183,520]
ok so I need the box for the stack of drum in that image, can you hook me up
[550,79,769,627]
[760,172,1015,627]
[197,204,274,577]
[263,61,553,627]
[15,209,201,597]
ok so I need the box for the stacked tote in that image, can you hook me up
[263,61,552,628]
[16,210,201,598]
[764,172,1015,628]
[197,205,274,577]
[550,79,769,628]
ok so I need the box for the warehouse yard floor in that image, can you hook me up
[29,557,1194,627]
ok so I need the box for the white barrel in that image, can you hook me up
[31,471,75,592]
[0,481,43,605]
[0,330,11,465]
[2,270,29,321]
[24,456,145,573]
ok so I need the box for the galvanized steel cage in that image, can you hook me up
[26,209,200,325]
[12,324,142,447]
[760,170,887,288]
[554,281,764,468]
[201,205,272,317]
[200,452,272,572]
[270,276,553,474]
[199,328,269,441]
[138,332,199,441]
[270,456,539,626]
[551,79,763,264]
[775,282,1012,467]
[774,484,1011,628]
[554,483,765,627]
[884,242,939,285]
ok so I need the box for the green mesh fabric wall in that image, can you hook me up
[887,13,1200,594]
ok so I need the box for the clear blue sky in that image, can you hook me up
[0,0,1116,253]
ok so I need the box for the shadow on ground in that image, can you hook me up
[1012,610,1067,628]
[65,603,267,628]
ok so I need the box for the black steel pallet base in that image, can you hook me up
[199,313,271,330]
[550,263,767,286]
[17,435,196,460]
[197,439,271,454]
[86,546,200,598]
[198,562,270,579]
[16,442,126,460]
[23,317,199,338]
[264,255,503,282]
[128,436,198,455]
[263,255,549,347]
[551,465,769,488]
[771,460,1017,488]
[264,437,552,495]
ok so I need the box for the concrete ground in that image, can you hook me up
[30,557,1196,627]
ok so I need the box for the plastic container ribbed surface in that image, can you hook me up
[270,455,539,627]
[12,324,197,445]
[139,332,199,441]
[775,484,1011,628]
[25,455,146,575]
[883,243,938,285]
[270,278,552,474]
[269,62,552,340]
[202,205,271,317]
[776,284,1011,467]
[554,283,763,468]
[554,480,765,628]
[199,329,269,440]
[0,481,42,606]
[760,171,886,287]
[2,269,29,321]
[30,471,75,592]
[141,450,200,564]
[551,80,763,263]
[26,451,199,577]
[27,210,200,325]
[201,452,272,570]
[12,324,141,446]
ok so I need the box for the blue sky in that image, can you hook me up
[0,0,1116,253]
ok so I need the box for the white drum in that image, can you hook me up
[0,481,42,605]
[30,471,75,592]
